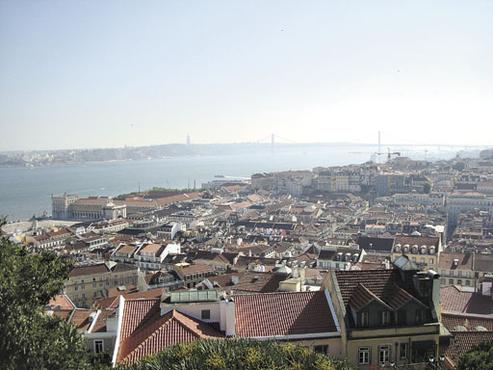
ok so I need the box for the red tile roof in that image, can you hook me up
[69,263,109,277]
[91,309,114,332]
[442,312,493,332]
[234,290,338,338]
[117,299,222,364]
[349,284,393,312]
[48,294,75,310]
[442,331,493,367]
[440,286,493,315]
[438,253,473,270]
[68,308,93,331]
[395,235,439,247]
[335,269,418,307]
[94,288,164,310]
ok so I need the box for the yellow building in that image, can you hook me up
[323,260,441,368]
[64,261,138,308]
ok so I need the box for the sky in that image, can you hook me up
[0,0,492,151]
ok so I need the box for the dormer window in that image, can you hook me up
[360,311,369,327]
[381,310,391,326]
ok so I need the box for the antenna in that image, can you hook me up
[378,131,381,155]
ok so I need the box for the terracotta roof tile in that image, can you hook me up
[69,308,93,331]
[335,269,418,307]
[438,253,473,270]
[442,312,493,332]
[117,300,222,364]
[394,235,439,247]
[442,331,493,367]
[69,263,109,277]
[440,286,493,315]
[349,284,393,312]
[234,290,338,337]
[91,309,114,332]
[94,288,164,309]
[48,294,75,310]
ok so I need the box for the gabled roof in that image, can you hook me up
[349,284,393,312]
[334,269,427,315]
[234,290,339,338]
[386,284,428,310]
[116,299,222,364]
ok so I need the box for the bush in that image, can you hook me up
[119,339,355,370]
[457,341,493,370]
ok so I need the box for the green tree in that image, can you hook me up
[0,218,91,370]
[119,339,355,370]
[457,341,493,370]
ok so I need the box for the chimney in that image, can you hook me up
[428,270,441,321]
[231,275,240,285]
[224,299,236,337]
[481,274,493,298]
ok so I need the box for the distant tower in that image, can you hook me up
[378,131,381,155]
[377,130,382,164]
[186,134,191,146]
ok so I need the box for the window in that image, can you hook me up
[465,280,471,287]
[359,347,370,365]
[399,343,408,360]
[360,311,369,327]
[415,309,424,324]
[440,278,445,284]
[382,311,391,326]
[94,340,104,353]
[457,279,462,285]
[397,310,407,325]
[201,309,211,320]
[379,345,391,364]
[314,345,328,355]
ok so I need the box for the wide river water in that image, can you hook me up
[0,144,457,220]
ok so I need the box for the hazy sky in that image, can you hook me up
[0,0,492,150]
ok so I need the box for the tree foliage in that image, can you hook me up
[0,218,90,369]
[457,341,493,370]
[119,339,356,370]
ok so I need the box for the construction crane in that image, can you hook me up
[349,148,400,163]
[386,148,401,161]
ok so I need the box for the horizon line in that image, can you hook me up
[1,141,491,153]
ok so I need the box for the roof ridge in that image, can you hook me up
[125,297,161,302]
[234,290,318,298]
[119,309,175,362]
[353,283,394,311]
[171,310,211,338]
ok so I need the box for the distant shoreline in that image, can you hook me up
[0,142,476,169]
